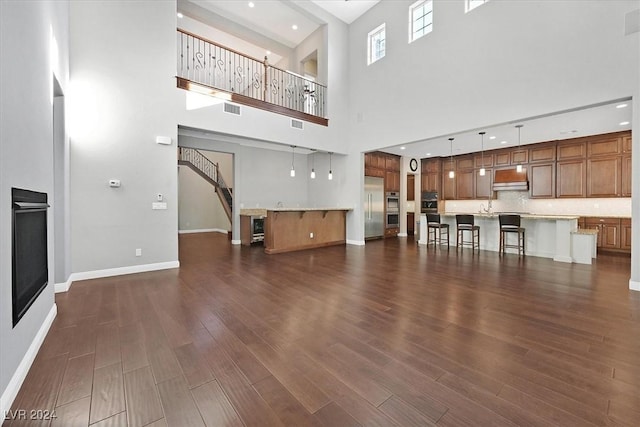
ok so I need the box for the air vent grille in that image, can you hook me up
[223,103,241,115]
[291,119,304,130]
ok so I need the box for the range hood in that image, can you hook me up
[492,168,529,191]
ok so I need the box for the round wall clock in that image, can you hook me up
[409,158,418,172]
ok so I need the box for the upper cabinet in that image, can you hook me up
[365,151,400,192]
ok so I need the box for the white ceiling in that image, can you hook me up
[177,2,633,160]
[381,99,633,160]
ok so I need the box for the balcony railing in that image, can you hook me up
[177,29,328,126]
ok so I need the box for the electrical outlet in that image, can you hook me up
[135,248,142,257]
[310,232,314,238]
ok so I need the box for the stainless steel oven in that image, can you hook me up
[421,191,438,213]
[386,192,399,228]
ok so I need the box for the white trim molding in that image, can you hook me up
[178,228,229,235]
[54,277,72,293]
[347,239,366,246]
[1,304,57,417]
[630,279,640,292]
[64,261,179,290]
[231,239,241,245]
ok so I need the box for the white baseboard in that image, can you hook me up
[54,277,72,293]
[231,239,241,245]
[346,239,365,246]
[67,261,180,285]
[1,304,57,418]
[553,255,574,263]
[178,228,229,234]
[630,279,640,292]
[397,233,408,237]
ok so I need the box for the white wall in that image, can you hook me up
[178,150,232,233]
[0,0,69,413]
[69,1,180,273]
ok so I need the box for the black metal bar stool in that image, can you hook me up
[499,214,525,256]
[426,213,449,248]
[456,214,480,251]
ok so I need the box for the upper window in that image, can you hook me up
[465,0,489,13]
[367,23,386,65]
[409,0,433,43]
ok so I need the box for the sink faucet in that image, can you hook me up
[481,199,492,213]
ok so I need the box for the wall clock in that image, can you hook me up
[409,158,418,172]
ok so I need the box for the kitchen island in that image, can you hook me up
[419,212,580,262]
[263,207,352,254]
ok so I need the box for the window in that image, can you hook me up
[409,0,433,43]
[466,0,489,13]
[367,23,385,65]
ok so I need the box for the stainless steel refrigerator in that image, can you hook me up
[364,176,384,239]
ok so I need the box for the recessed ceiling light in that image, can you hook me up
[426,152,431,156]
[400,146,406,150]
[248,2,255,8]
[177,12,184,18]
[616,103,628,109]
[500,140,507,144]
[266,50,271,55]
[620,121,630,126]
[489,136,496,140]
[560,129,578,134]
[292,24,298,30]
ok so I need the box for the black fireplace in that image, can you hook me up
[12,188,49,327]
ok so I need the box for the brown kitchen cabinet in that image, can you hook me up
[510,149,529,165]
[422,173,440,194]
[385,170,400,192]
[557,141,587,160]
[582,217,630,253]
[442,172,456,200]
[456,169,474,199]
[494,150,511,166]
[529,144,556,163]
[407,174,415,201]
[386,155,400,172]
[622,154,632,197]
[556,160,586,198]
[587,156,621,197]
[407,212,415,236]
[529,163,555,198]
[475,168,493,199]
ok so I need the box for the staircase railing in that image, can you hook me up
[178,147,232,222]
[177,29,327,124]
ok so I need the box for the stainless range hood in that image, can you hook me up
[492,168,529,191]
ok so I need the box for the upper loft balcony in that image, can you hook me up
[176,29,328,127]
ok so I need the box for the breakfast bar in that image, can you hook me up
[418,212,580,262]
[263,207,352,254]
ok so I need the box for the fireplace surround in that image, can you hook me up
[12,187,49,326]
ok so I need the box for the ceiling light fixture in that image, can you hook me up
[489,136,496,140]
[479,131,486,176]
[620,121,630,126]
[500,140,507,144]
[448,138,455,179]
[292,24,298,30]
[328,152,333,180]
[290,145,296,177]
[310,149,316,179]
[616,103,628,109]
[248,2,255,7]
[515,124,524,173]
[177,12,184,18]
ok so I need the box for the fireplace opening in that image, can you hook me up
[12,187,49,327]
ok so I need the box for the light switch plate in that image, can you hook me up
[152,202,167,210]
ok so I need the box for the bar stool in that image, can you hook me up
[426,213,449,248]
[456,214,480,251]
[499,214,525,256]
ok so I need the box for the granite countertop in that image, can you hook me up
[240,207,353,216]
[439,212,581,220]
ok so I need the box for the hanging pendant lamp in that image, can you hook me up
[515,125,523,173]
[448,138,455,179]
[310,149,316,179]
[328,152,333,180]
[290,145,296,177]
[479,131,486,176]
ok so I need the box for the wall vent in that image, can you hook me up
[223,103,241,115]
[291,119,304,130]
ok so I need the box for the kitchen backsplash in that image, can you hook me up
[443,191,631,217]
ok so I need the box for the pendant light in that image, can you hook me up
[479,131,486,176]
[328,152,333,180]
[448,137,455,179]
[310,149,316,179]
[515,125,523,173]
[290,145,296,177]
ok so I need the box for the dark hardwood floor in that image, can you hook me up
[6,233,640,426]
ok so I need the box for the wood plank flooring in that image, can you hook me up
[5,233,640,426]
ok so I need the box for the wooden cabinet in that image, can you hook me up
[556,160,586,198]
[385,227,399,238]
[529,144,556,163]
[557,141,586,160]
[442,173,456,200]
[511,149,528,165]
[422,173,440,193]
[407,174,415,201]
[494,151,511,166]
[456,170,474,199]
[622,154,632,197]
[582,217,630,253]
[474,153,493,168]
[529,163,555,198]
[457,156,474,170]
[587,136,620,157]
[422,158,441,174]
[587,157,621,197]
[407,212,415,236]
[385,155,400,172]
[475,168,493,199]
[621,218,632,251]
[385,170,400,192]
[622,135,632,153]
